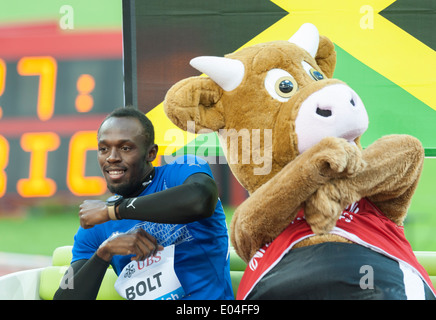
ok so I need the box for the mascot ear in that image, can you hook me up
[315,35,336,79]
[164,56,245,132]
[164,76,226,132]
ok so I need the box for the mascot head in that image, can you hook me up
[164,23,368,193]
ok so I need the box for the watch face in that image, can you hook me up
[107,195,122,203]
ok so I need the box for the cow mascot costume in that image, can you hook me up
[163,23,436,300]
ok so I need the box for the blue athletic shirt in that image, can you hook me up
[72,154,234,300]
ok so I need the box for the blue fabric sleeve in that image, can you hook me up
[166,155,214,188]
[71,225,104,263]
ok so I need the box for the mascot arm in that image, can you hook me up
[305,134,424,232]
[354,134,424,224]
[231,137,365,262]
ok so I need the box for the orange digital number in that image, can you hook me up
[67,131,106,196]
[17,132,60,197]
[0,135,9,198]
[0,58,6,119]
[0,58,5,95]
[17,56,57,121]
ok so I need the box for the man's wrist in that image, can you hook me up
[106,195,124,220]
[115,204,121,220]
[107,205,118,220]
[96,243,113,262]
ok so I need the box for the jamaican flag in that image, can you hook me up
[124,0,436,156]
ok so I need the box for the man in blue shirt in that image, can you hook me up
[54,106,233,300]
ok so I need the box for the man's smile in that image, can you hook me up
[106,168,127,181]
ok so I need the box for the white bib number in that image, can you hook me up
[114,245,185,300]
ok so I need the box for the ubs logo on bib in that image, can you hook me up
[137,252,162,269]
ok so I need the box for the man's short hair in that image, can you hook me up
[98,106,155,146]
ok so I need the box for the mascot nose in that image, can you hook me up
[314,93,359,119]
[315,97,357,118]
[295,83,369,154]
[315,106,332,118]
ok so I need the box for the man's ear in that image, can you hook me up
[164,76,225,133]
[315,35,336,78]
[146,144,158,162]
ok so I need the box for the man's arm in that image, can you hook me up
[55,172,217,299]
[53,229,163,300]
[53,254,109,300]
[79,172,219,229]
[118,172,218,223]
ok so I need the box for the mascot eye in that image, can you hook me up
[302,61,324,81]
[276,77,297,97]
[264,68,299,102]
[310,69,324,81]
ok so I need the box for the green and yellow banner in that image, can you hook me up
[135,0,436,156]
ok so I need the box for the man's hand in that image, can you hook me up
[96,229,164,262]
[79,200,110,229]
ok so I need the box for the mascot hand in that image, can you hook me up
[311,137,366,179]
[305,179,361,234]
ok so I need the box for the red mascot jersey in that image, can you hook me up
[237,198,436,300]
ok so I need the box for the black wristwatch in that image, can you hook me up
[106,195,123,220]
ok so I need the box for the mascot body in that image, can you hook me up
[164,23,435,299]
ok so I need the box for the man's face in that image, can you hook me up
[97,117,155,197]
